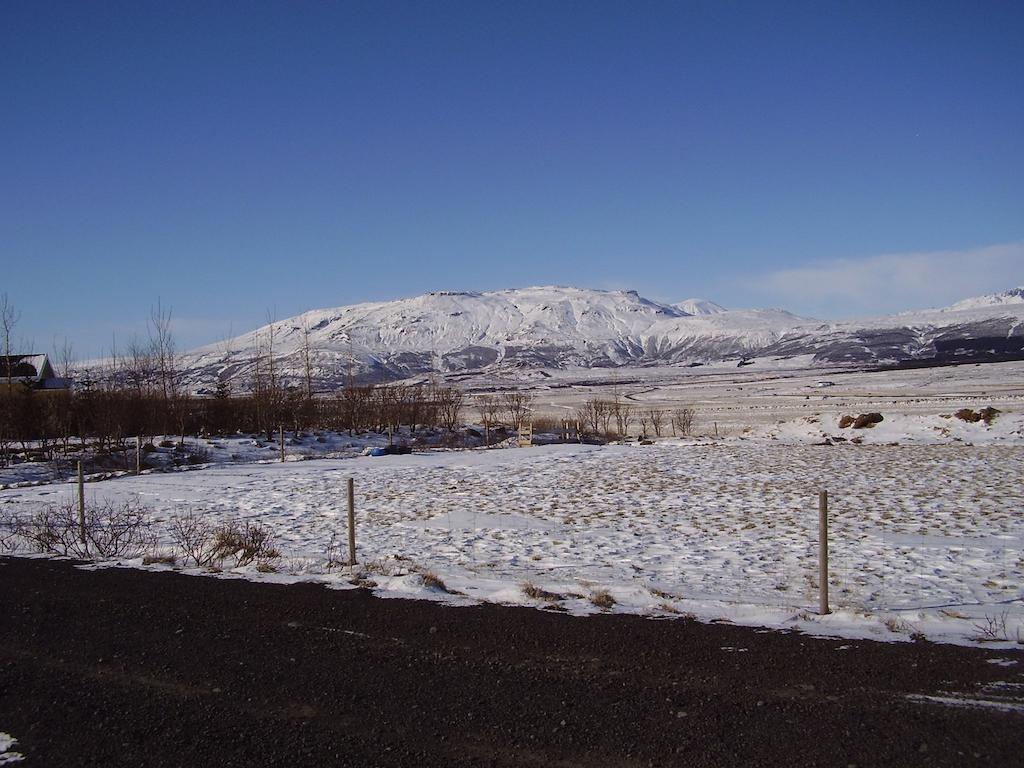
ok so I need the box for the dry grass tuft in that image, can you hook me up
[521,582,564,602]
[590,590,616,610]
[142,551,177,566]
[420,569,462,594]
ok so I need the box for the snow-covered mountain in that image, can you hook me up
[177,286,1024,389]
[674,298,728,315]
[947,286,1024,312]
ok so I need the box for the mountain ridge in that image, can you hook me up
[172,285,1024,389]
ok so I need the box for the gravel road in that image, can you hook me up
[2,556,1022,767]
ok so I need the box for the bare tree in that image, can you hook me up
[502,390,534,430]
[54,336,75,381]
[250,329,265,433]
[576,398,607,436]
[265,309,277,395]
[646,408,666,437]
[1,293,20,391]
[475,393,501,446]
[435,384,464,432]
[263,309,283,438]
[612,400,634,438]
[148,300,177,401]
[300,316,315,399]
[340,383,372,435]
[672,407,695,436]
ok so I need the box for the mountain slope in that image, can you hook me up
[674,298,728,315]
[177,286,1024,389]
[947,286,1024,312]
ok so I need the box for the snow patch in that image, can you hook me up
[0,733,24,766]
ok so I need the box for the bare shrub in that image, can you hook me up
[168,513,280,571]
[19,498,154,559]
[590,589,616,609]
[973,611,1009,642]
[210,519,280,567]
[324,532,346,570]
[0,508,21,552]
[167,509,218,566]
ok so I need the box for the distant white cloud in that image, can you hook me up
[751,242,1024,319]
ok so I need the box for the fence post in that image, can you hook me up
[279,425,285,463]
[136,436,141,475]
[77,460,86,546]
[347,478,356,566]
[819,489,830,615]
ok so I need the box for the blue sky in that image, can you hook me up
[2,0,1022,357]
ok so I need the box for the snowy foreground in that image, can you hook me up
[3,436,1022,648]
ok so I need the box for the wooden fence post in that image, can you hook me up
[819,489,830,615]
[136,436,142,475]
[347,478,356,566]
[279,425,285,463]
[77,460,86,546]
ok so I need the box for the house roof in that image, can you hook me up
[1,354,51,381]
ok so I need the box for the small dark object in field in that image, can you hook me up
[955,407,1000,425]
[838,415,855,429]
[852,413,883,429]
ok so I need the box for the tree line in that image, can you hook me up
[0,297,479,465]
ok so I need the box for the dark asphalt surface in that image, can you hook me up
[1,556,1023,767]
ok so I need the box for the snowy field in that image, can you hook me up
[3,361,1023,647]
[512,358,1024,436]
[3,438,1022,647]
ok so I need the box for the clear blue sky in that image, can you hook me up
[2,0,1022,357]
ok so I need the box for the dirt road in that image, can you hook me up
[1,557,1022,766]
